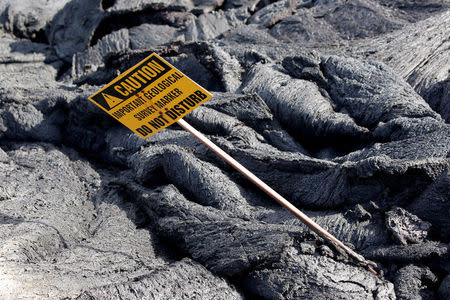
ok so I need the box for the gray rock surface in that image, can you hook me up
[353,10,450,122]
[408,167,450,240]
[0,144,161,299]
[0,0,70,40]
[242,62,370,147]
[73,29,130,82]
[47,0,105,61]
[244,247,395,299]
[77,258,243,299]
[0,0,449,299]
[385,207,431,245]
[129,24,182,49]
[440,275,450,300]
[394,265,438,299]
[185,8,249,42]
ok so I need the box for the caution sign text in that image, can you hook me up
[89,53,213,138]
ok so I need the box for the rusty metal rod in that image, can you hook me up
[177,118,377,275]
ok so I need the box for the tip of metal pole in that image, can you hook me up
[367,265,378,276]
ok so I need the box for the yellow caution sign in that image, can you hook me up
[89,53,213,138]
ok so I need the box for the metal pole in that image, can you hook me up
[177,118,377,275]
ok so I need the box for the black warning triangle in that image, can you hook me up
[102,93,123,109]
